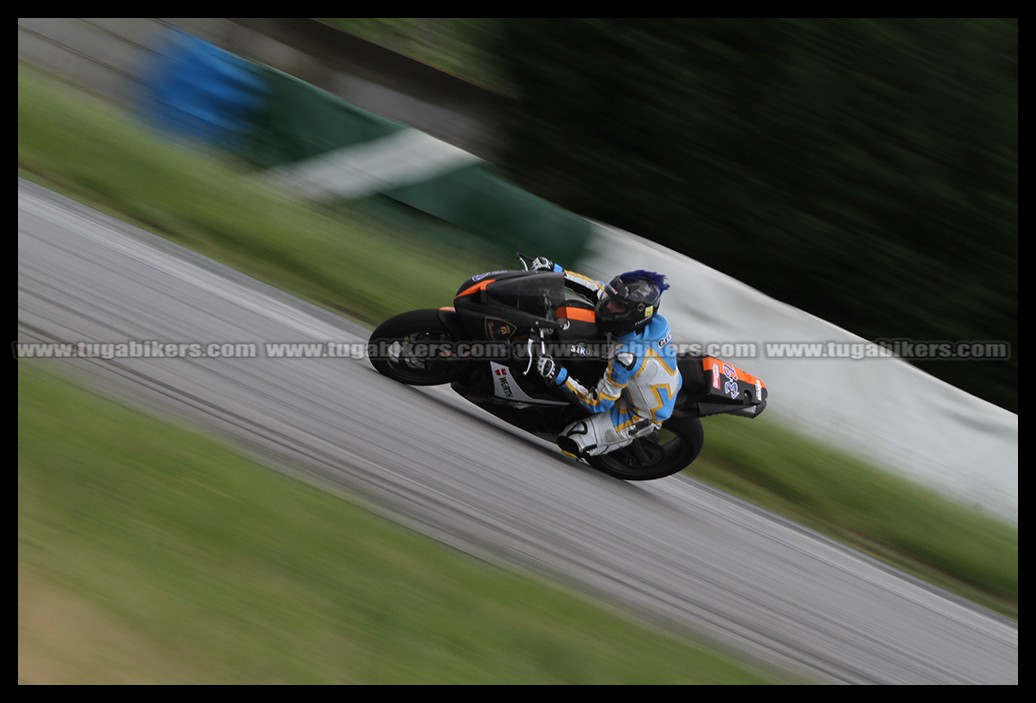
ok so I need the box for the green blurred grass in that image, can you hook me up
[692,417,1017,617]
[17,65,1016,619]
[18,363,785,684]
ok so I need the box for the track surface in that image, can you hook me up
[17,180,1018,684]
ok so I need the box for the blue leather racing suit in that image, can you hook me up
[550,265,683,456]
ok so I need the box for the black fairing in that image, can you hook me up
[444,270,609,437]
[453,270,602,346]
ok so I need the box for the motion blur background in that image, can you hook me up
[18,18,1017,684]
[326,18,1019,413]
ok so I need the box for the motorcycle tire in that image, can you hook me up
[369,309,464,386]
[586,414,704,481]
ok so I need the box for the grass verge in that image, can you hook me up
[18,363,786,684]
[691,417,1017,618]
[17,65,1016,619]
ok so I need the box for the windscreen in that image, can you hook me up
[483,272,566,317]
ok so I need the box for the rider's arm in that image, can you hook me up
[551,348,640,414]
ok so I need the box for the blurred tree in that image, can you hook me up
[490,18,1017,411]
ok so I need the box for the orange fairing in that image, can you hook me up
[702,356,766,388]
[456,279,496,298]
[556,306,596,324]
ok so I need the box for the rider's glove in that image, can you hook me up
[531,256,556,272]
[536,354,567,385]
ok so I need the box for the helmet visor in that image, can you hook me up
[604,297,630,316]
[597,292,631,319]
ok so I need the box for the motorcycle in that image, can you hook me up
[368,255,767,480]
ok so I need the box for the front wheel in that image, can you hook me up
[368,309,464,386]
[586,414,704,481]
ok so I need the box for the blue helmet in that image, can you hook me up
[596,270,669,336]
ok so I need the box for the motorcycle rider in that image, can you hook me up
[528,257,683,458]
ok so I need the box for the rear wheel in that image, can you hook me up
[368,309,464,386]
[586,415,703,481]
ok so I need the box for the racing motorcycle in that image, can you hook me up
[368,255,767,480]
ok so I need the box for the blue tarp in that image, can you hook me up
[137,29,265,151]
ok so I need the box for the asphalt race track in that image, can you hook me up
[17,179,1018,684]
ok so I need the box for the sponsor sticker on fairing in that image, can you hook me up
[722,362,739,400]
[493,365,514,397]
[471,270,509,281]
